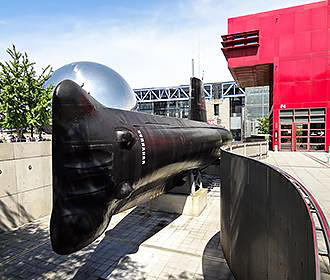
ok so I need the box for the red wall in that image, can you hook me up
[226,1,330,151]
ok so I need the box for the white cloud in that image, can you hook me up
[0,19,232,88]
[0,0,322,88]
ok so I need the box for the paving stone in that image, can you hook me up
[0,177,234,279]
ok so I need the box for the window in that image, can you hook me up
[295,116,308,123]
[311,116,325,123]
[310,123,325,129]
[310,108,325,115]
[280,117,293,123]
[295,109,308,116]
[214,104,219,116]
[280,110,293,116]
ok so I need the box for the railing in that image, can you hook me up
[278,168,330,279]
[227,141,268,159]
[219,145,329,280]
[133,81,246,102]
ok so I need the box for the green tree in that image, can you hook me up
[0,45,53,138]
[256,116,269,134]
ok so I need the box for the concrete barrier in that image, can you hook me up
[0,142,52,231]
[220,148,322,280]
[0,140,268,231]
[147,188,207,217]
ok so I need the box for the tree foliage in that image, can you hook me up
[257,116,269,134]
[0,45,53,137]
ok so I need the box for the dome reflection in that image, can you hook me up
[46,61,137,111]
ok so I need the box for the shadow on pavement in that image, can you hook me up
[73,206,180,279]
[202,231,235,280]
[0,205,179,280]
[1,188,229,279]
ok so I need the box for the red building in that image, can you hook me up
[222,1,330,152]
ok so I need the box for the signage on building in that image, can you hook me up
[208,119,217,125]
[310,130,324,137]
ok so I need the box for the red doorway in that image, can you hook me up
[279,109,326,152]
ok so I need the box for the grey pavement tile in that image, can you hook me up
[263,152,330,223]
[0,177,234,280]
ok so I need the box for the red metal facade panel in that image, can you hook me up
[225,1,330,151]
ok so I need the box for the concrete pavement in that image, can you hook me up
[2,151,328,280]
[0,177,234,280]
[262,152,330,222]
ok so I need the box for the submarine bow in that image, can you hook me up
[50,79,232,254]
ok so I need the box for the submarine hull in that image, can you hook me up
[50,80,232,254]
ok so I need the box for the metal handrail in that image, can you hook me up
[277,168,330,266]
[223,148,320,280]
[225,141,269,159]
[220,144,329,279]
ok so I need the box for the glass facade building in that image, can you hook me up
[244,86,269,137]
[135,81,249,141]
[134,82,237,118]
[138,100,190,118]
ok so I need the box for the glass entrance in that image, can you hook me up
[280,124,293,151]
[279,108,326,151]
[295,123,308,151]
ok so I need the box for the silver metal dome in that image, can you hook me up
[46,62,137,110]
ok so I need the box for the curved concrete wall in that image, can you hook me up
[220,149,318,280]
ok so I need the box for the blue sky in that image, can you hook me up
[0,0,322,88]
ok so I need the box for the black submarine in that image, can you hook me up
[50,64,232,255]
